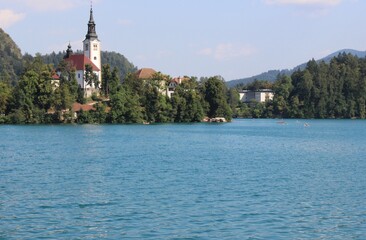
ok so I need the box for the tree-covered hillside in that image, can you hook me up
[235,53,366,119]
[227,49,366,88]
[0,28,23,85]
[101,51,137,80]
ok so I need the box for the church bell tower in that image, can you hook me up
[83,6,101,80]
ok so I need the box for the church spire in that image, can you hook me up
[64,42,73,59]
[85,4,98,40]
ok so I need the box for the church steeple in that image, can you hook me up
[64,42,73,59]
[83,3,101,92]
[85,6,98,40]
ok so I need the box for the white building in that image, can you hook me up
[239,89,274,103]
[166,77,188,98]
[83,7,101,78]
[62,6,101,97]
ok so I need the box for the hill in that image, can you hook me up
[227,49,366,88]
[41,50,137,81]
[0,28,23,85]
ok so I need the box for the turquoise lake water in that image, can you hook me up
[1,119,366,239]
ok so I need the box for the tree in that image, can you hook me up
[0,81,12,115]
[109,87,143,123]
[171,81,204,122]
[85,64,98,89]
[109,67,120,96]
[203,77,232,120]
[228,88,240,117]
[101,64,112,96]
[9,70,41,123]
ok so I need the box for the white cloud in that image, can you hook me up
[198,43,256,61]
[265,0,342,6]
[0,9,25,29]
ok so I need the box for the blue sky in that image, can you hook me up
[0,0,365,80]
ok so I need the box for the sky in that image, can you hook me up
[0,0,365,81]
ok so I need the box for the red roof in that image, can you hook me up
[51,74,60,80]
[72,103,96,112]
[65,54,100,71]
[135,68,157,79]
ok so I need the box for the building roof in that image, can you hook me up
[239,89,274,93]
[135,68,157,79]
[65,54,100,72]
[51,74,60,80]
[72,102,96,112]
[85,7,98,40]
[171,76,189,84]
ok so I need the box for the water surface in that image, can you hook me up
[1,119,365,239]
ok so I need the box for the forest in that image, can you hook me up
[235,53,366,119]
[0,55,232,124]
[2,26,366,123]
[2,53,366,124]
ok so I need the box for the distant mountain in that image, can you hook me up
[0,28,23,85]
[101,51,137,80]
[226,69,291,88]
[227,49,366,88]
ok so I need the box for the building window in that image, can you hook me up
[94,56,97,60]
[85,44,89,50]
[93,44,98,51]
[78,73,81,78]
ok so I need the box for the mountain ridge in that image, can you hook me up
[227,49,366,88]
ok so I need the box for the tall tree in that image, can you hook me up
[85,64,98,89]
[101,64,112,96]
[0,81,12,115]
[202,76,232,120]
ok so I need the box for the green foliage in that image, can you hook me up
[0,28,23,85]
[171,82,204,122]
[202,76,232,120]
[243,79,273,91]
[101,64,111,96]
[40,50,136,82]
[101,51,137,81]
[109,87,143,123]
[4,57,80,124]
[85,64,98,89]
[248,53,366,119]
[0,81,12,114]
[76,103,107,124]
[228,88,240,117]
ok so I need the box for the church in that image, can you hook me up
[62,6,102,97]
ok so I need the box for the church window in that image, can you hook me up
[94,57,97,60]
[78,73,81,78]
[93,44,98,51]
[85,44,89,50]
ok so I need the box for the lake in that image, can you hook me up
[1,119,365,239]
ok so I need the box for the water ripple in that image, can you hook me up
[0,120,366,239]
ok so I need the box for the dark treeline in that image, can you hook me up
[236,53,366,119]
[0,56,232,124]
